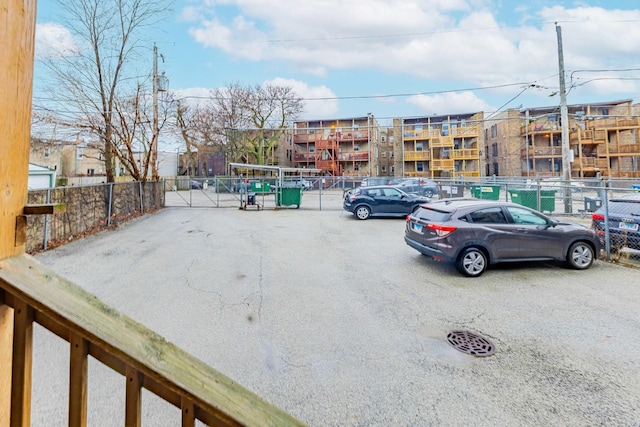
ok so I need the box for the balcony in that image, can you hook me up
[316,140,337,150]
[293,133,319,143]
[0,255,302,426]
[293,152,316,162]
[451,149,478,159]
[338,151,369,161]
[430,138,454,148]
[403,129,441,139]
[431,159,454,170]
[404,151,430,161]
[607,144,640,155]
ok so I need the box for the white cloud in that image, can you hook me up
[264,77,339,119]
[35,23,81,59]
[183,1,640,99]
[407,91,493,115]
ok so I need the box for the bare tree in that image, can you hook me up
[110,84,170,181]
[243,84,304,165]
[39,0,171,182]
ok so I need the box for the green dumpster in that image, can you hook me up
[250,181,271,193]
[276,187,302,208]
[508,189,557,213]
[470,185,501,200]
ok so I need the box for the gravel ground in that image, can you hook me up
[31,196,640,426]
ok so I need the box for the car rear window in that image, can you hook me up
[413,206,452,222]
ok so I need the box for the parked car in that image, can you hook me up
[360,177,399,187]
[190,180,203,190]
[591,193,640,252]
[343,185,430,220]
[405,198,601,277]
[275,177,313,191]
[395,178,439,198]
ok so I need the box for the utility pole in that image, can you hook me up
[151,43,159,180]
[556,23,572,213]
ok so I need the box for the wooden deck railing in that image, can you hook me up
[0,254,305,427]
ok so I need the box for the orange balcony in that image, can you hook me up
[404,151,430,161]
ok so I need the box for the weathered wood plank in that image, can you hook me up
[0,255,306,427]
[11,299,33,427]
[69,333,88,427]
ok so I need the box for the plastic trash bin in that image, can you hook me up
[632,184,640,192]
[438,184,465,198]
[470,185,501,200]
[276,187,302,208]
[508,189,557,213]
[251,181,271,193]
[584,196,602,212]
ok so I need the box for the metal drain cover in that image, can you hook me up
[446,330,496,357]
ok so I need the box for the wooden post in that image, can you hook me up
[0,0,37,258]
[0,0,38,425]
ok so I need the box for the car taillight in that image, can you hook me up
[349,194,357,202]
[426,223,457,237]
[592,213,605,221]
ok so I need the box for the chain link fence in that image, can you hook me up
[28,176,640,263]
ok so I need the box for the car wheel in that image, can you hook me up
[567,241,594,270]
[456,247,487,277]
[424,189,434,198]
[355,205,371,220]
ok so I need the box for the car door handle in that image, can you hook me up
[516,228,527,232]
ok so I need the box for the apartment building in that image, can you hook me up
[486,100,640,178]
[291,116,377,176]
[391,112,484,179]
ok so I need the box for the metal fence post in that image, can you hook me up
[107,183,114,226]
[43,188,51,250]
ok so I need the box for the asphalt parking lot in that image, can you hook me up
[33,192,640,426]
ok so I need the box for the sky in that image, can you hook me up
[33,0,640,129]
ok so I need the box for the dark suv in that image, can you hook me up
[405,199,600,277]
[344,185,429,220]
[591,193,640,252]
[395,178,439,197]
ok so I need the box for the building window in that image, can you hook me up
[389,136,394,143]
[381,166,387,173]
[87,168,95,176]
[390,166,395,174]
[493,162,499,175]
[44,147,50,158]
[417,162,425,172]
[381,151,386,158]
[601,108,609,116]
[390,151,394,158]
[77,148,83,159]
[491,124,497,138]
[492,143,498,156]
[354,145,359,151]
[416,142,423,151]
[309,146,315,153]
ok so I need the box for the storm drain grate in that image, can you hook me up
[446,330,496,357]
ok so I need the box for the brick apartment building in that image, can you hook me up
[291,115,378,176]
[486,99,640,178]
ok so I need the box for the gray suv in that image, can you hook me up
[405,199,601,277]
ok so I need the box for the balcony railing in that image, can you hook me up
[431,159,454,170]
[338,152,369,161]
[0,254,304,427]
[404,151,430,161]
[451,149,478,159]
